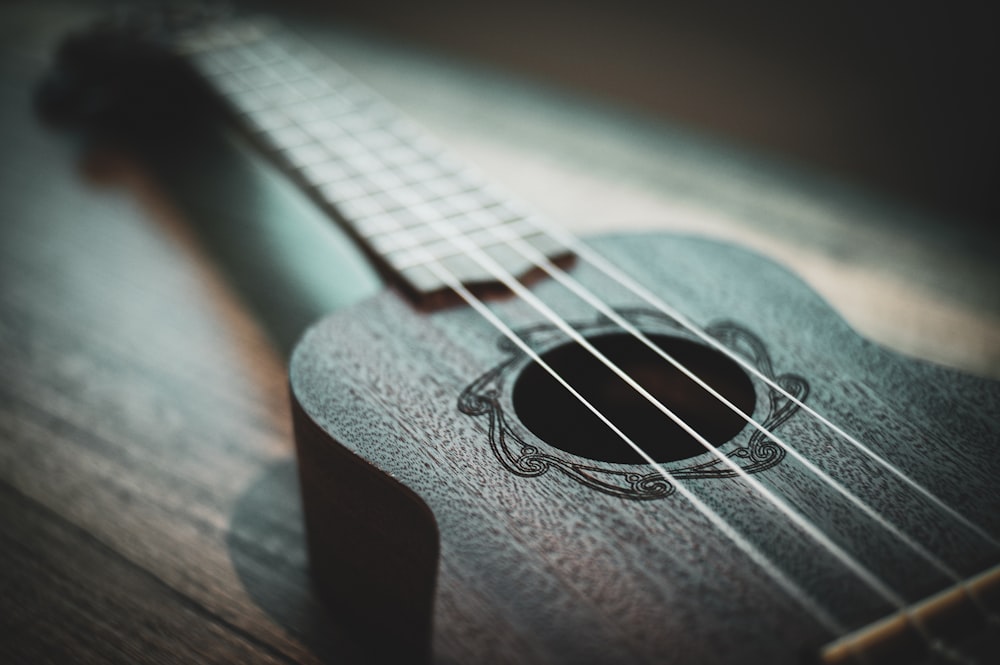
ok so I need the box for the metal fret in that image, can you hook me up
[374,217,538,253]
[187,20,571,301]
[387,225,565,270]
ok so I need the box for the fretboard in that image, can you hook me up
[181,19,572,307]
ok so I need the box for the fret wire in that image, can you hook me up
[355,191,506,240]
[355,212,416,236]
[284,72,332,98]
[363,159,417,188]
[186,23,1000,643]
[377,218,542,259]
[374,221,454,250]
[299,113,352,138]
[315,154,483,215]
[192,25,566,292]
[398,238,563,288]
[336,198,386,221]
[356,129,399,150]
[349,152,390,177]
[378,184,422,207]
[286,142,331,167]
[263,81,308,108]
[330,167,520,244]
[379,145,424,168]
[318,180,372,203]
[364,211,536,259]
[203,48,256,74]
[202,46,346,122]
[241,35,283,65]
[245,108,293,134]
[213,73,251,96]
[261,56,312,82]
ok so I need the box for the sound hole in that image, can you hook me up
[512,334,756,464]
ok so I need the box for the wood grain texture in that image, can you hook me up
[290,233,1000,664]
[2,1,999,664]
[1,8,369,662]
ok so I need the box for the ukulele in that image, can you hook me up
[38,9,1000,664]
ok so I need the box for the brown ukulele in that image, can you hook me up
[40,10,1000,664]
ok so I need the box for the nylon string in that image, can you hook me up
[403,235,847,637]
[482,223,999,618]
[220,25,1000,654]
[393,211,987,657]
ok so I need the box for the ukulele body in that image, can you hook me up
[290,232,1000,664]
[34,10,1000,663]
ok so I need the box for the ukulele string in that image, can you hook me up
[496,227,963,573]
[504,221,1000,634]
[398,233,847,637]
[275,20,998,557]
[400,210,964,619]
[391,214,997,659]
[267,21,997,636]
[204,23,995,650]
[470,224,1000,627]
[385,213,986,658]
[184,32,861,648]
[531,217,1000,553]
[224,22,996,558]
[286,19,998,631]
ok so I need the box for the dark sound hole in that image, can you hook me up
[512,333,756,464]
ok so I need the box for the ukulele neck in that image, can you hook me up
[181,19,573,309]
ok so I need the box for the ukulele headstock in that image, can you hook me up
[35,2,235,133]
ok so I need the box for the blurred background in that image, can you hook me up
[4,0,998,368]
[247,0,999,232]
[8,0,1000,231]
[1,3,998,663]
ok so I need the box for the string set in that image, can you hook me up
[193,20,1000,660]
[390,185,999,657]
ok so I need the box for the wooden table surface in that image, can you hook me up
[1,2,997,663]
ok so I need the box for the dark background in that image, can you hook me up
[243,0,998,231]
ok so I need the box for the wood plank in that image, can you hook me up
[0,15,367,660]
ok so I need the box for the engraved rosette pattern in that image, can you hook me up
[458,309,808,500]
